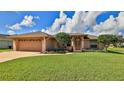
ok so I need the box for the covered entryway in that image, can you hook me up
[75,37,81,50]
[18,39,42,52]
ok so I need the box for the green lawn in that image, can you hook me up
[0,49,12,52]
[0,49,124,81]
[108,47,124,54]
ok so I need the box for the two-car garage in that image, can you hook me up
[17,39,42,52]
[10,31,58,52]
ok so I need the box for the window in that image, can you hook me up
[67,43,71,46]
[90,44,97,49]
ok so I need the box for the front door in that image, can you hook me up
[75,38,81,50]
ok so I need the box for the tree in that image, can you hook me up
[116,35,124,47]
[55,32,71,48]
[110,35,118,47]
[98,34,118,52]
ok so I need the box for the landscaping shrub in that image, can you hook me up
[66,46,73,52]
[46,48,66,53]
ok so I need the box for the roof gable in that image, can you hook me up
[9,31,52,38]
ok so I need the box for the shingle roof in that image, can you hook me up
[69,33,97,40]
[9,31,53,38]
[87,35,97,40]
[9,31,98,40]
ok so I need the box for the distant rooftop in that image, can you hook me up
[0,34,12,40]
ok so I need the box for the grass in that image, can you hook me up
[108,47,124,54]
[0,49,12,52]
[0,49,124,80]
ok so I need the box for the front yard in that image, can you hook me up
[0,48,124,80]
[108,47,124,54]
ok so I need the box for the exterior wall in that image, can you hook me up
[81,37,85,49]
[84,39,90,49]
[89,40,98,49]
[90,40,97,45]
[0,40,12,49]
[89,40,104,50]
[46,38,59,50]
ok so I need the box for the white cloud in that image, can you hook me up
[20,15,35,27]
[7,30,16,35]
[116,12,124,30]
[41,29,45,32]
[93,12,124,36]
[93,15,118,35]
[48,11,67,34]
[60,11,86,33]
[7,15,39,31]
[41,28,50,34]
[8,23,21,30]
[60,11,102,33]
[83,11,103,26]
[43,11,102,35]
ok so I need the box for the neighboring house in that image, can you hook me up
[10,31,103,52]
[0,34,13,49]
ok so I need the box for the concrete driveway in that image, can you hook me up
[0,51,42,63]
[0,51,72,63]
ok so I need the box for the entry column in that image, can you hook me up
[13,39,18,51]
[81,37,85,50]
[71,37,75,51]
[42,37,46,53]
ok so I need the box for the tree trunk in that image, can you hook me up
[105,47,107,52]
[104,45,108,52]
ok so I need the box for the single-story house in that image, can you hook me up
[10,31,103,52]
[0,34,13,49]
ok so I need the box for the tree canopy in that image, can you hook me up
[98,34,123,51]
[55,32,71,47]
[116,35,124,47]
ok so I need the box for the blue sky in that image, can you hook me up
[96,11,120,24]
[0,11,123,36]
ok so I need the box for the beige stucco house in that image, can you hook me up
[10,31,103,52]
[0,34,13,49]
